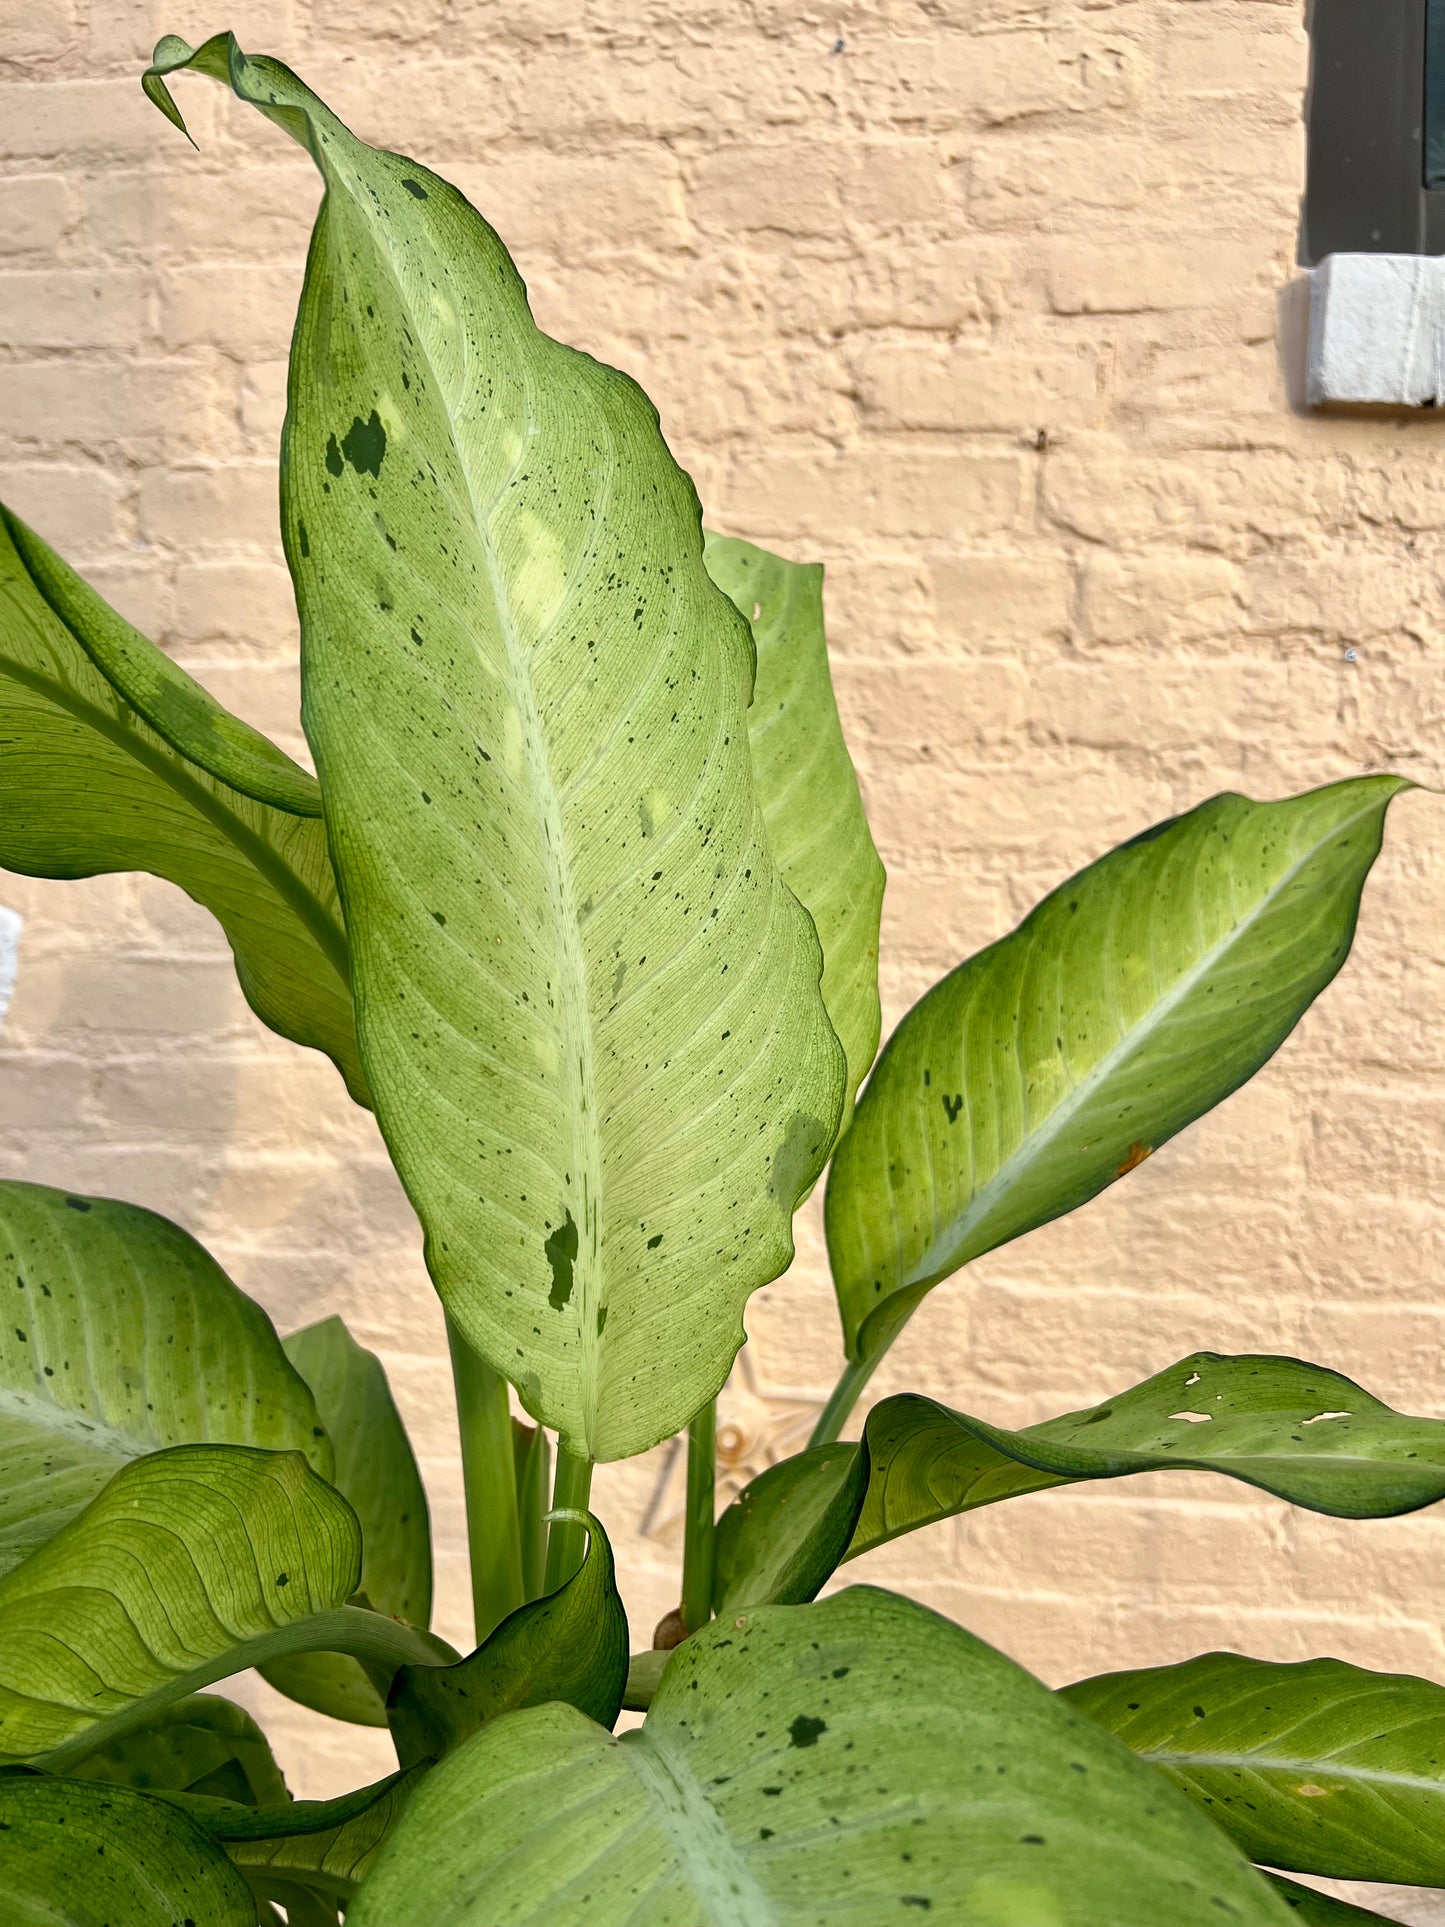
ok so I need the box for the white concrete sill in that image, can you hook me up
[1308,252,1445,407]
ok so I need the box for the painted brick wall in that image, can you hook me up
[3,3,1445,1907]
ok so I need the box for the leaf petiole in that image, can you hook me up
[681,1398,717,1633]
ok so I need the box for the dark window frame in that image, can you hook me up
[1303,0,1445,262]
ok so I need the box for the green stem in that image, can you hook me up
[543,1447,594,1593]
[447,1315,524,1645]
[809,1353,880,1449]
[681,1399,717,1633]
[517,1421,552,1602]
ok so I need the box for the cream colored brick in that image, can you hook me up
[1045,235,1267,315]
[0,79,212,157]
[171,561,298,649]
[0,359,229,460]
[0,175,78,256]
[86,0,297,69]
[160,265,304,358]
[139,463,279,551]
[1161,5,1305,99]
[689,141,946,238]
[1078,551,1244,646]
[86,164,316,260]
[0,269,150,350]
[928,553,1074,647]
[872,21,1150,128]
[743,448,1027,541]
[0,464,127,552]
[448,155,688,258]
[240,359,289,452]
[837,660,1032,760]
[0,0,82,65]
[856,343,1099,433]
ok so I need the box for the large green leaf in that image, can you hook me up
[349,1586,1292,1926]
[0,1771,257,1926]
[195,1769,426,1912]
[263,1316,432,1727]
[0,506,367,1101]
[704,533,884,1127]
[144,34,845,1462]
[0,1441,450,1770]
[1064,1652,1445,1888]
[715,1352,1445,1613]
[388,1508,627,1766]
[74,1693,290,1807]
[1266,1876,1411,1927]
[5,504,321,816]
[826,778,1407,1383]
[0,1179,330,1577]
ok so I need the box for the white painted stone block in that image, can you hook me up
[1308,253,1445,407]
[0,906,19,1033]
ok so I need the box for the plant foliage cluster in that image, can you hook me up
[0,32,1436,1926]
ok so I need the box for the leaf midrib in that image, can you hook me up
[0,650,351,987]
[621,1728,778,1926]
[0,1383,156,1466]
[1147,1746,1445,1796]
[322,168,607,1439]
[907,799,1381,1291]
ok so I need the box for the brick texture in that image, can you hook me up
[2,8,1445,1906]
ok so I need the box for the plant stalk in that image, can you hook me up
[517,1421,552,1602]
[447,1314,524,1645]
[681,1399,717,1633]
[543,1446,594,1593]
[808,1352,879,1449]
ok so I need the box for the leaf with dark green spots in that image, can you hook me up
[1266,1875,1412,1926]
[825,778,1407,1387]
[0,506,367,1102]
[704,533,885,1132]
[0,1179,331,1579]
[0,1441,450,1770]
[349,1587,1293,1927]
[144,33,845,1461]
[73,1693,289,1807]
[714,1352,1445,1613]
[263,1317,433,1727]
[1065,1651,1445,1888]
[0,1771,257,1925]
[388,1509,626,1766]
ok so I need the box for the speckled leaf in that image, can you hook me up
[704,533,884,1129]
[1266,1875,1409,1926]
[349,1586,1292,1927]
[0,506,367,1102]
[0,1772,256,1927]
[715,1352,1445,1612]
[713,1438,864,1614]
[144,34,845,1462]
[1065,1652,1445,1888]
[388,1509,626,1766]
[0,1179,330,1579]
[826,778,1407,1380]
[263,1316,432,1727]
[0,1443,365,1768]
[74,1693,290,1807]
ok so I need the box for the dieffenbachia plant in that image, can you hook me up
[0,32,1433,1924]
